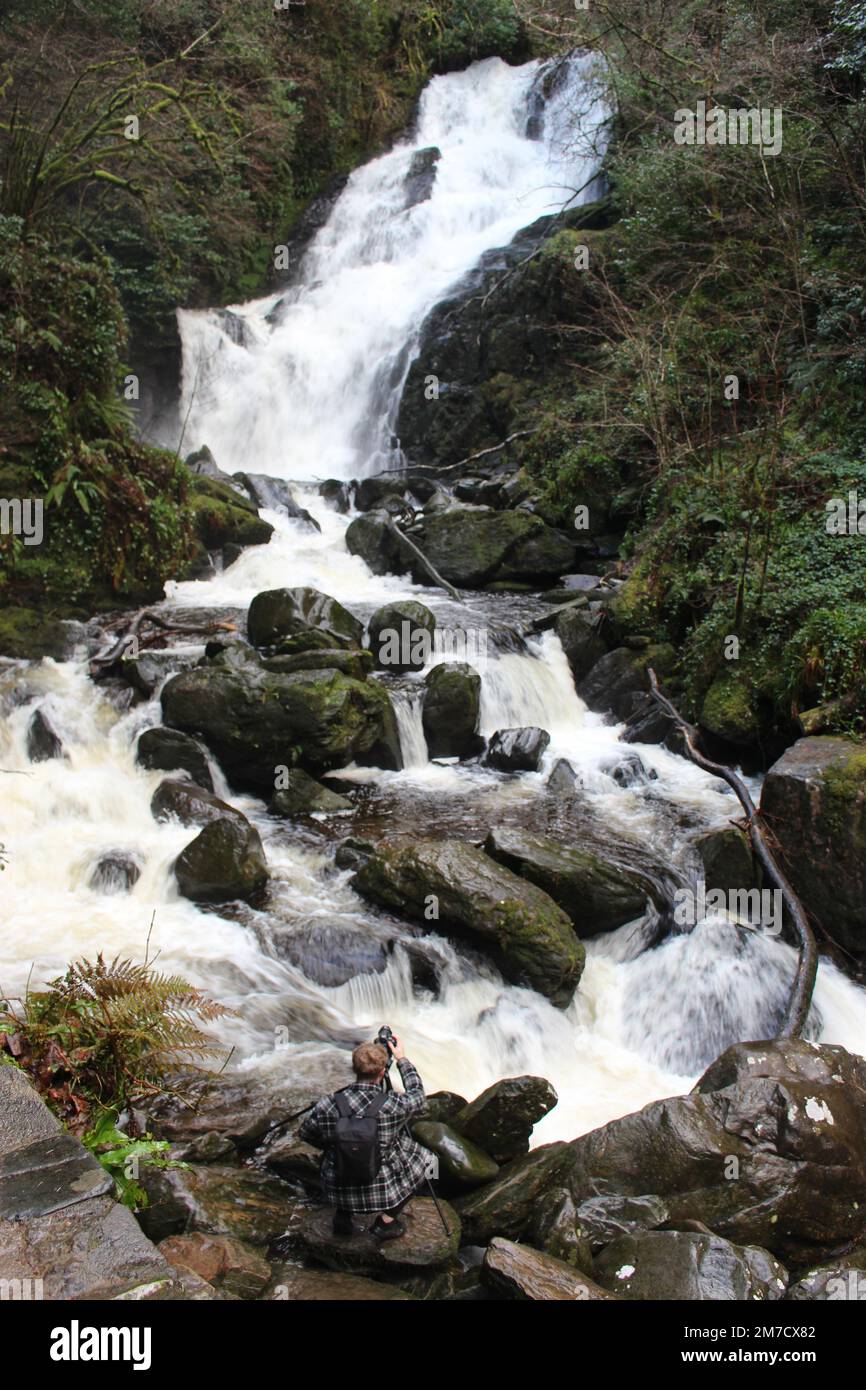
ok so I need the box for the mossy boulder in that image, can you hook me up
[700,672,760,747]
[247,586,363,650]
[452,1075,558,1162]
[262,648,372,680]
[174,818,268,904]
[410,1121,499,1190]
[422,662,482,758]
[189,476,273,551]
[352,839,584,1006]
[0,607,70,661]
[554,606,607,683]
[161,664,401,793]
[760,736,866,953]
[484,826,648,936]
[269,769,352,816]
[419,509,571,589]
[577,644,677,722]
[691,825,759,894]
[368,600,436,673]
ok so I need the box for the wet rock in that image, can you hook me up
[547,758,579,793]
[26,708,63,762]
[161,664,401,791]
[483,1237,617,1301]
[619,693,679,748]
[125,650,198,698]
[188,474,274,555]
[484,826,647,936]
[565,1040,866,1264]
[422,662,482,758]
[170,1132,236,1165]
[760,737,866,954]
[527,1187,594,1270]
[573,1193,670,1251]
[700,671,760,749]
[691,825,759,894]
[257,1130,321,1184]
[264,1266,414,1300]
[786,1251,866,1301]
[404,145,441,208]
[88,851,142,894]
[269,769,352,816]
[353,476,407,512]
[247,586,363,650]
[234,473,321,531]
[335,837,375,872]
[137,726,214,790]
[289,1196,459,1272]
[262,648,372,680]
[185,446,238,488]
[452,1076,558,1163]
[174,818,268,904]
[454,1143,574,1245]
[319,479,350,513]
[158,1232,271,1299]
[151,777,246,829]
[410,1121,499,1190]
[345,510,417,577]
[483,725,550,772]
[271,921,391,987]
[150,1164,302,1248]
[352,839,584,1006]
[577,645,676,723]
[554,606,607,684]
[421,1091,469,1124]
[594,1230,788,1302]
[368,600,436,673]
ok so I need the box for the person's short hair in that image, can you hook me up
[352,1042,387,1080]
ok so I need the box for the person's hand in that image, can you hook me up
[389,1034,406,1061]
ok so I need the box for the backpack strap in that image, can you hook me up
[365,1092,388,1118]
[332,1088,388,1118]
[333,1091,354,1118]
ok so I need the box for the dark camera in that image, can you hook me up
[375,1024,395,1067]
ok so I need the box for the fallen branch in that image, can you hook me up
[377,428,539,479]
[384,520,463,604]
[648,669,817,1037]
[90,609,236,673]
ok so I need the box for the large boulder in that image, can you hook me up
[345,511,416,578]
[352,840,584,1006]
[270,922,390,987]
[554,607,607,684]
[161,665,401,792]
[422,662,482,759]
[482,1237,617,1301]
[484,726,550,772]
[368,600,435,673]
[137,727,213,791]
[188,474,273,556]
[410,1121,499,1191]
[151,778,246,829]
[484,826,648,936]
[158,1233,270,1300]
[289,1197,460,1273]
[418,509,571,589]
[691,825,759,894]
[593,1230,788,1301]
[454,1143,575,1245]
[564,1040,866,1263]
[452,1076,558,1163]
[247,586,363,650]
[174,818,268,904]
[234,474,320,531]
[760,737,866,954]
[526,1187,594,1270]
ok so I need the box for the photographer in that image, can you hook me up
[299,1031,430,1240]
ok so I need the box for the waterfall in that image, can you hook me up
[3,55,866,1145]
[174,54,608,480]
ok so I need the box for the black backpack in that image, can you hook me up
[332,1090,388,1183]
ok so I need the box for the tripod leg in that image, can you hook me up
[425,1176,452,1239]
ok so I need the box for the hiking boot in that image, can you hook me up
[371,1215,405,1241]
[332,1210,354,1237]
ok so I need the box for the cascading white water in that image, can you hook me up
[4,56,866,1145]
[175,54,607,479]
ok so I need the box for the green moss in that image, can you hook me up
[0,607,69,660]
[701,673,760,745]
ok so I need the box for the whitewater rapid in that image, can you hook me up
[3,55,866,1144]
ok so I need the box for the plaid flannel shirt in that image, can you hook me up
[299,1059,429,1212]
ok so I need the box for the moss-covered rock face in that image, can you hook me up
[410,1121,499,1191]
[760,736,866,953]
[700,672,760,748]
[188,476,274,553]
[0,607,70,660]
[418,507,574,589]
[352,838,585,1006]
[161,663,401,793]
[269,768,352,817]
[577,643,676,723]
[422,661,482,759]
[247,586,363,651]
